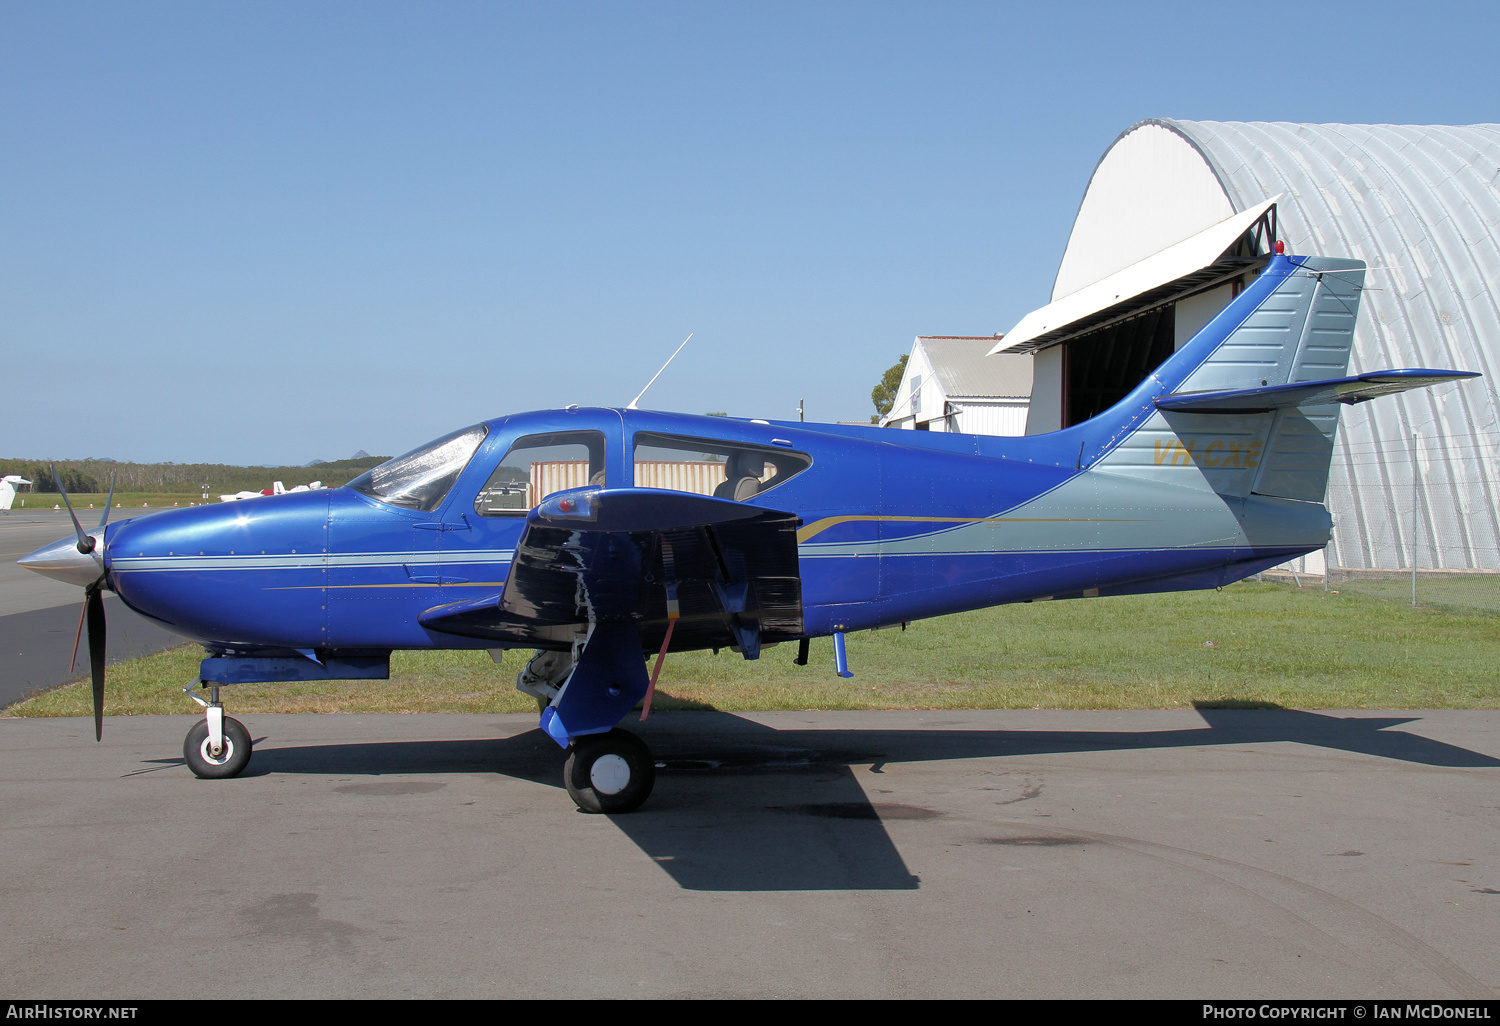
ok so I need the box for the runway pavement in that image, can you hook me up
[0,510,185,707]
[0,509,101,616]
[2,708,1496,999]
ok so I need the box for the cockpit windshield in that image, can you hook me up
[347,424,488,512]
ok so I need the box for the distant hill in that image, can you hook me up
[0,455,391,495]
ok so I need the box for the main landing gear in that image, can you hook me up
[564,728,656,814]
[182,683,253,779]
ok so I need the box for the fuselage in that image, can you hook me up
[96,403,1327,655]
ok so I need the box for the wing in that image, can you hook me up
[417,486,804,657]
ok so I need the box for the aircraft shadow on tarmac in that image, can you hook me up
[162,707,1500,892]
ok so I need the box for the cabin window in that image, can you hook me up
[347,424,489,512]
[474,431,607,516]
[631,432,811,501]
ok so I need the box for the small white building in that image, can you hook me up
[880,336,1032,434]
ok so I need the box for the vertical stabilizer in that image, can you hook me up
[0,476,31,511]
[1094,255,1365,503]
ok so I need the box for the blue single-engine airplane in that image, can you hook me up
[19,253,1481,813]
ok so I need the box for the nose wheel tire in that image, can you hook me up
[564,728,656,814]
[184,717,253,779]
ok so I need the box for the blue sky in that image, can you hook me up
[3,1,1496,464]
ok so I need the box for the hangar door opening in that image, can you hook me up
[995,202,1276,434]
[1060,304,1175,427]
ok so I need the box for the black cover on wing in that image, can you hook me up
[417,487,803,653]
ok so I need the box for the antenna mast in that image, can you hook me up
[627,333,694,410]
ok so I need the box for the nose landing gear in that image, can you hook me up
[182,684,253,779]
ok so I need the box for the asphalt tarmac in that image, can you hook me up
[2,708,1496,999]
[0,510,182,708]
[0,509,101,616]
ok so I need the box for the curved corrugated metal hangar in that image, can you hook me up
[995,120,1500,571]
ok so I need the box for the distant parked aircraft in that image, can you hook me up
[0,475,31,511]
[218,480,324,502]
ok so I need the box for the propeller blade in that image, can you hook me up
[69,596,87,674]
[98,470,117,530]
[86,585,106,742]
[49,462,97,559]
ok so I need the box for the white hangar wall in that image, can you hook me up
[1053,123,1237,299]
[1057,119,1500,571]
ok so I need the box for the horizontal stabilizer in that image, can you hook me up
[1155,369,1480,414]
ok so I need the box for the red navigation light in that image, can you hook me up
[559,499,573,512]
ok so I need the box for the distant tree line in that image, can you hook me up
[0,456,389,495]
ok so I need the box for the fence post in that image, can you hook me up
[1412,431,1419,607]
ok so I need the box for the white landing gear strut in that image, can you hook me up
[182,683,253,779]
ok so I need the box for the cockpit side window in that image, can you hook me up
[347,424,488,512]
[475,430,607,516]
[632,432,811,500]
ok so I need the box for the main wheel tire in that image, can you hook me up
[563,728,656,814]
[184,717,253,779]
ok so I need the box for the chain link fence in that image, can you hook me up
[1270,429,1500,615]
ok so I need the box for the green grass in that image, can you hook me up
[0,455,383,499]
[1328,573,1500,615]
[11,493,223,511]
[8,581,1500,718]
